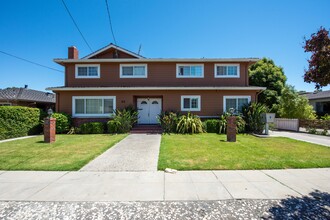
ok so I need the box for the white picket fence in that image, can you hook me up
[274,118,299,131]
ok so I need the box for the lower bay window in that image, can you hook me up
[223,96,251,113]
[72,96,116,117]
[181,95,201,111]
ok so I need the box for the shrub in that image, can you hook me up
[306,127,317,134]
[321,114,330,120]
[79,122,105,134]
[107,107,138,133]
[204,119,219,133]
[107,120,118,134]
[176,112,204,134]
[242,102,268,134]
[52,112,71,134]
[158,111,179,133]
[0,106,44,140]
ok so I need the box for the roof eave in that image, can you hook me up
[53,58,260,64]
[47,86,266,92]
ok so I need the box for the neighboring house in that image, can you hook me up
[47,44,265,125]
[303,90,330,115]
[0,86,55,110]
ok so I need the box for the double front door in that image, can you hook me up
[137,98,162,124]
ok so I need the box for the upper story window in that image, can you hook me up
[181,95,201,111]
[75,64,100,78]
[72,96,116,117]
[120,64,147,78]
[215,64,240,78]
[223,96,250,113]
[176,64,204,78]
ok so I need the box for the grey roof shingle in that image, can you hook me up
[0,87,55,103]
[304,90,330,100]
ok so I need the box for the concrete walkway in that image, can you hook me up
[270,130,330,147]
[0,168,329,201]
[80,134,161,172]
[0,135,38,143]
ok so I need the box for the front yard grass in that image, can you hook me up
[0,134,127,171]
[158,133,330,170]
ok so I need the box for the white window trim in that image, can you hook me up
[176,64,204,78]
[72,96,116,117]
[223,96,251,113]
[181,95,201,111]
[75,64,100,79]
[120,64,148,78]
[214,64,240,78]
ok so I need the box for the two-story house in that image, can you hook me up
[48,44,265,126]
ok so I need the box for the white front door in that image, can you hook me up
[137,98,162,124]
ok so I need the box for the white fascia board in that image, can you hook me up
[46,86,266,92]
[54,58,260,64]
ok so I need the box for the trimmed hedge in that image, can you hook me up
[107,120,118,134]
[203,119,220,133]
[79,122,105,134]
[52,112,72,134]
[0,106,44,140]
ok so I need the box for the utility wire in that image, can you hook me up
[60,0,93,52]
[0,50,63,73]
[105,0,117,45]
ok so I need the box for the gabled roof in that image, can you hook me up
[0,87,55,103]
[83,43,145,59]
[304,90,330,100]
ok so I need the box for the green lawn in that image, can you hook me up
[158,133,330,170]
[0,134,127,171]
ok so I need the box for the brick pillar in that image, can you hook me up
[227,116,236,142]
[44,118,56,143]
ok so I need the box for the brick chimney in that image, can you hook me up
[68,46,79,59]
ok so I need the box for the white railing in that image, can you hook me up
[274,118,299,131]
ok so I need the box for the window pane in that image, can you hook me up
[182,66,190,76]
[86,99,102,114]
[75,99,85,114]
[191,66,202,76]
[104,99,114,114]
[227,66,237,76]
[78,67,87,76]
[191,98,198,109]
[134,66,145,76]
[237,98,248,112]
[88,67,98,76]
[183,98,190,109]
[217,66,227,75]
[226,98,237,112]
[122,66,133,76]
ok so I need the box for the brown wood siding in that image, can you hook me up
[65,62,249,87]
[56,90,257,117]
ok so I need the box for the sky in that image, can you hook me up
[0,0,329,92]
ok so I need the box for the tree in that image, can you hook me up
[275,85,316,119]
[303,27,330,89]
[249,58,287,110]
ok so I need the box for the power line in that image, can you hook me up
[60,0,93,52]
[105,0,117,45]
[0,50,63,73]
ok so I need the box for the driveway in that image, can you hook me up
[80,134,161,171]
[270,130,330,147]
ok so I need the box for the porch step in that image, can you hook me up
[130,125,163,134]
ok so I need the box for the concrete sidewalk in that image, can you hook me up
[80,134,161,172]
[0,168,329,202]
[270,130,330,147]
